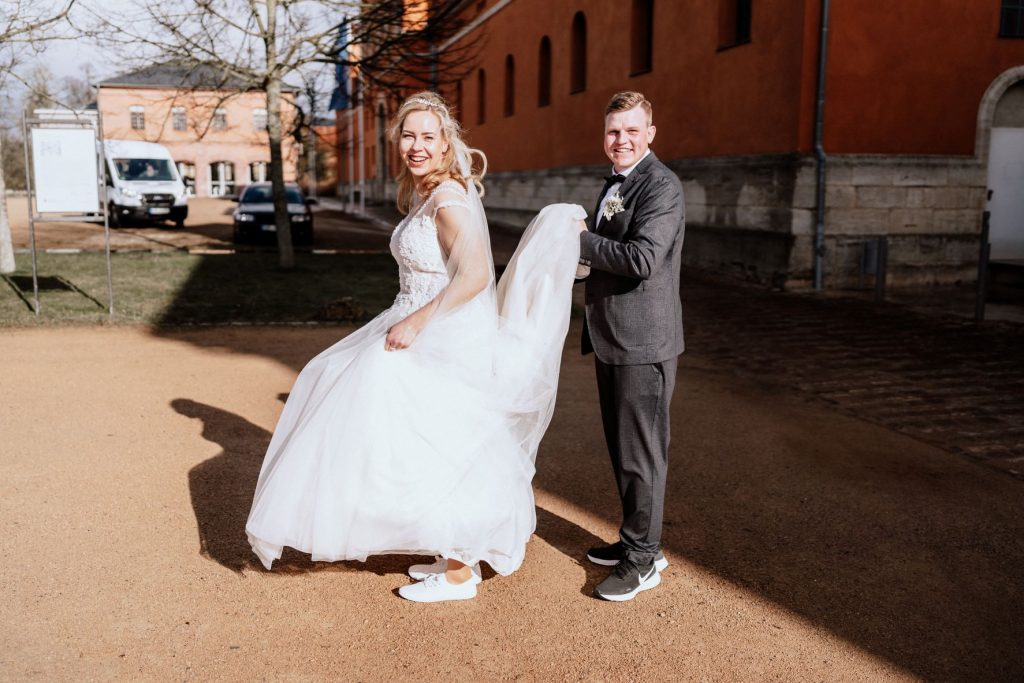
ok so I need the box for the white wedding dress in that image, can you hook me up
[246,177,585,576]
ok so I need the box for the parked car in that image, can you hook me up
[232,182,316,245]
[103,140,188,228]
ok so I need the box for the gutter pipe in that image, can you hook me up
[813,0,831,291]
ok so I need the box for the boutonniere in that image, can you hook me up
[603,192,625,221]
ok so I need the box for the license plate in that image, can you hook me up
[148,207,170,215]
[261,224,277,232]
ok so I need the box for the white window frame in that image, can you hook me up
[171,106,187,131]
[129,105,145,130]
[252,107,268,131]
[212,108,228,131]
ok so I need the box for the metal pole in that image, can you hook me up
[22,112,40,315]
[975,211,991,322]
[347,107,355,211]
[357,81,365,215]
[96,112,114,316]
[307,89,318,201]
[813,0,832,291]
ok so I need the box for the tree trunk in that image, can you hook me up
[264,0,294,270]
[0,135,15,274]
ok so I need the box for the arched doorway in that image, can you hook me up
[987,80,1024,261]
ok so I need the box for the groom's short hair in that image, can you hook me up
[605,91,653,125]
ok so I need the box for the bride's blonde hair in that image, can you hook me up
[388,91,486,214]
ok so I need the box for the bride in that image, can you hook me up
[245,91,585,602]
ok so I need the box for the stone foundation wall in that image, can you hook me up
[482,153,986,290]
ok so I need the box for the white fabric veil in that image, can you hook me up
[413,140,586,470]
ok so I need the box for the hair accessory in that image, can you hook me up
[406,97,445,111]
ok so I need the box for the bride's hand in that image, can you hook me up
[385,313,424,351]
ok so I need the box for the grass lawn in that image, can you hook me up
[0,252,399,326]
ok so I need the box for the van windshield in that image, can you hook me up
[113,158,176,181]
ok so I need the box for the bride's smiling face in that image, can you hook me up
[400,110,449,182]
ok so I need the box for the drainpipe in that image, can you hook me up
[429,43,438,91]
[813,0,832,291]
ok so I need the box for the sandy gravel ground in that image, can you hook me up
[1,324,1022,681]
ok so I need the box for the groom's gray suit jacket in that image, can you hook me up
[580,152,685,365]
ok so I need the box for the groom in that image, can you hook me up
[577,91,685,602]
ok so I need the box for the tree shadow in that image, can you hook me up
[174,397,425,577]
[533,506,609,597]
[535,347,1024,682]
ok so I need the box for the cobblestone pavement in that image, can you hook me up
[680,276,1024,476]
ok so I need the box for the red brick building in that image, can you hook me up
[338,0,1024,289]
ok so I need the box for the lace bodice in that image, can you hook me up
[388,180,471,315]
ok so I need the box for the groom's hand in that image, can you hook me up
[577,219,588,233]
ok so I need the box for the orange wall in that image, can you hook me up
[823,1,1024,155]
[445,0,812,172]
[339,0,1024,181]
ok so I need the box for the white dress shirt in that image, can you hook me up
[597,149,651,228]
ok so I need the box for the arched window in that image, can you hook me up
[504,55,515,117]
[570,12,587,94]
[719,0,752,48]
[538,36,552,107]
[477,68,487,124]
[630,0,653,75]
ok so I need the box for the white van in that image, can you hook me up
[103,140,188,228]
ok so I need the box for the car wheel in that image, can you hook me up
[107,203,121,229]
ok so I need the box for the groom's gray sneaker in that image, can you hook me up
[586,542,669,572]
[593,558,661,602]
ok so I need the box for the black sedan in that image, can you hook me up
[232,182,316,245]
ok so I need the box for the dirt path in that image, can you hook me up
[1,324,1021,681]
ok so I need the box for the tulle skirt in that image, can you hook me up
[245,297,537,576]
[245,203,585,576]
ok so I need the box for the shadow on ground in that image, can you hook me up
[169,319,1024,681]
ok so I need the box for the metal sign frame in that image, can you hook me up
[21,110,113,316]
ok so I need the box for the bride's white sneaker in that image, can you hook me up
[407,557,482,583]
[398,572,478,603]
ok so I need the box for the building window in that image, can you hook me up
[719,0,752,49]
[171,107,187,131]
[477,68,487,124]
[504,55,515,117]
[212,108,227,131]
[252,108,267,130]
[571,12,587,94]
[538,36,552,107]
[1001,0,1024,37]
[631,0,654,75]
[129,105,144,130]
[249,161,268,183]
[177,161,196,194]
[209,161,235,196]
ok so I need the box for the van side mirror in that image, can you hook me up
[305,197,319,206]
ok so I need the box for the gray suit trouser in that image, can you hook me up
[595,356,677,566]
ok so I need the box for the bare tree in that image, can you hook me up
[0,0,77,274]
[78,0,479,269]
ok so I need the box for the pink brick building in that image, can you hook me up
[96,63,299,198]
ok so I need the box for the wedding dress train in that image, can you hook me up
[245,176,584,576]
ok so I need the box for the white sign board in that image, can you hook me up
[30,127,100,213]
